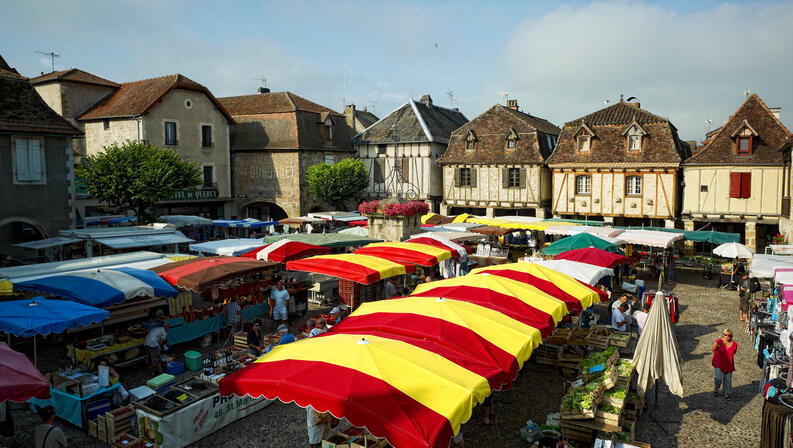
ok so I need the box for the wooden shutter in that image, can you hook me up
[15,139,31,181]
[470,168,477,188]
[454,168,461,187]
[519,168,526,188]
[502,168,509,188]
[28,139,41,182]
[401,158,409,180]
[741,172,752,198]
[729,172,741,198]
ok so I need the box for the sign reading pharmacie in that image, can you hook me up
[169,188,220,201]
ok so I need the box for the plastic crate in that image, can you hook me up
[86,399,110,421]
[165,361,184,375]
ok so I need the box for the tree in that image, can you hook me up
[77,140,201,224]
[306,158,370,210]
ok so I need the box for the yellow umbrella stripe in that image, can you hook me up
[308,254,407,279]
[412,275,568,321]
[352,297,542,368]
[257,333,490,432]
[421,212,437,224]
[451,213,471,223]
[362,242,452,261]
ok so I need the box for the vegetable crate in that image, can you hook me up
[595,403,623,426]
[534,345,561,365]
[560,421,596,446]
[88,405,135,443]
[610,333,631,348]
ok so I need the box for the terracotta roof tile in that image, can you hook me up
[78,74,233,122]
[0,72,81,135]
[439,104,560,165]
[218,91,343,116]
[685,94,792,166]
[30,68,119,88]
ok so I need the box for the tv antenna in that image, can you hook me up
[500,91,509,104]
[35,51,60,72]
[253,76,267,88]
[705,117,712,134]
[368,100,377,114]
[445,91,455,108]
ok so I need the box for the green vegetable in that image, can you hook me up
[604,387,627,399]
[598,403,622,415]
[561,387,597,412]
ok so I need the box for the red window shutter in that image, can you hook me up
[729,172,741,198]
[741,172,752,198]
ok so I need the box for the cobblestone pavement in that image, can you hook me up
[1,271,763,448]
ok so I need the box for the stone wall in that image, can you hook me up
[233,150,301,217]
[84,118,140,156]
[367,214,421,242]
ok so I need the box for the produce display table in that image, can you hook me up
[30,383,121,428]
[69,338,145,369]
[134,379,272,448]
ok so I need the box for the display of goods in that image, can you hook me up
[140,395,177,412]
[602,386,627,406]
[610,333,630,348]
[595,402,623,426]
[343,427,365,437]
[126,348,141,360]
[602,365,618,389]
[560,387,598,419]
[162,389,194,405]
[580,347,619,374]
[616,359,634,379]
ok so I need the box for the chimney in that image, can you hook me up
[452,107,459,112]
[420,94,432,107]
[628,101,641,109]
[257,87,270,94]
[506,99,519,111]
[770,107,782,121]
[344,104,356,128]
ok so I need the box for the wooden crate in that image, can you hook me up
[594,410,623,426]
[234,331,248,350]
[561,421,596,445]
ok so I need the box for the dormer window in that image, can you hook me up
[730,120,757,156]
[325,117,334,141]
[622,120,646,152]
[465,130,477,151]
[577,135,590,152]
[505,129,518,150]
[737,136,751,155]
[573,121,594,153]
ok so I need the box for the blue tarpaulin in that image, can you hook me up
[0,297,109,337]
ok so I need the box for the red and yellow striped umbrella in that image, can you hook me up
[285,254,416,284]
[354,242,453,267]
[469,262,601,311]
[220,333,490,448]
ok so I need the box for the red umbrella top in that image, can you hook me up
[555,247,633,269]
[0,342,50,402]
[239,241,331,263]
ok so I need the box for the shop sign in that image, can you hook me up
[170,189,220,201]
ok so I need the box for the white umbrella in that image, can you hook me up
[713,242,754,259]
[633,291,683,398]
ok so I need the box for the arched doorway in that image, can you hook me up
[242,202,288,221]
[0,216,48,261]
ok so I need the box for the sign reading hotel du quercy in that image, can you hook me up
[170,188,220,201]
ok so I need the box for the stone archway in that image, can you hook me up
[241,201,289,221]
[0,216,48,257]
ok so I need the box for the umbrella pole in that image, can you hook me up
[34,334,37,367]
[647,381,669,434]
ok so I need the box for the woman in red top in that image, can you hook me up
[711,328,737,400]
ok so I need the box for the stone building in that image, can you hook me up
[76,74,235,219]
[344,104,379,133]
[353,94,468,212]
[547,97,691,227]
[30,69,119,164]
[684,94,791,251]
[218,89,355,219]
[438,100,559,218]
[0,56,80,257]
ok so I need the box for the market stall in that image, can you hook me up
[527,259,615,286]
[541,233,625,257]
[262,232,382,249]
[555,247,633,269]
[188,238,265,256]
[0,342,50,402]
[239,239,331,262]
[354,241,453,267]
[29,372,121,428]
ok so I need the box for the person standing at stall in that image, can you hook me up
[306,405,335,447]
[34,406,67,448]
[270,281,291,326]
[144,322,168,374]
[385,278,398,299]
[225,296,242,330]
[247,320,264,356]
[712,328,737,401]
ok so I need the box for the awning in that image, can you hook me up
[151,257,278,291]
[0,342,50,402]
[354,242,452,267]
[240,239,331,263]
[0,297,109,337]
[347,220,369,226]
[524,259,614,285]
[212,218,278,228]
[470,225,518,236]
[278,217,324,225]
[285,254,416,284]
[542,233,624,256]
[411,230,486,242]
[406,235,468,259]
[0,251,175,283]
[189,238,264,256]
[439,222,486,232]
[617,230,683,249]
[543,225,624,238]
[14,267,177,308]
[263,233,382,249]
[750,254,793,278]
[14,237,82,250]
[337,226,369,236]
[555,248,633,268]
[683,230,739,245]
[156,215,213,227]
[95,231,194,249]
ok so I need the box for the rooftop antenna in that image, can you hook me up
[705,117,712,134]
[500,91,509,104]
[35,51,60,72]
[253,76,267,88]
[368,99,377,114]
[445,91,455,108]
[744,89,751,97]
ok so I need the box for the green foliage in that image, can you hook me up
[561,387,597,412]
[306,158,370,210]
[77,140,200,224]
[616,360,634,377]
[598,403,622,415]
[604,387,627,400]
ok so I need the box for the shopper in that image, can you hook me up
[633,303,650,336]
[247,319,264,356]
[144,322,169,374]
[739,273,751,326]
[309,318,327,338]
[612,304,628,332]
[34,405,67,448]
[225,296,242,330]
[712,328,738,401]
[384,278,398,299]
[329,307,343,326]
[306,405,334,447]
[266,324,295,353]
[270,281,291,326]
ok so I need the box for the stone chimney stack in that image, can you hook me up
[420,94,432,107]
[770,107,782,121]
[344,104,356,128]
[507,99,519,111]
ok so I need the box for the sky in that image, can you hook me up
[2,0,792,141]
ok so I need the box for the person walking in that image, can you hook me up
[34,405,67,448]
[712,328,737,401]
[738,273,751,330]
[270,281,291,326]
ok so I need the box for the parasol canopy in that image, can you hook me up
[219,332,490,448]
[469,262,602,311]
[555,247,633,268]
[683,229,739,245]
[14,267,177,308]
[239,239,331,263]
[406,235,468,259]
[189,238,265,256]
[0,297,109,337]
[0,342,50,402]
[151,257,277,291]
[633,291,683,397]
[285,254,416,284]
[412,275,567,322]
[354,242,452,267]
[713,242,754,259]
[469,225,518,236]
[526,259,614,286]
[542,233,624,256]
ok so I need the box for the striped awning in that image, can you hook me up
[285,254,416,284]
[354,242,452,267]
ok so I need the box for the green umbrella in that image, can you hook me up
[683,230,739,245]
[542,233,624,256]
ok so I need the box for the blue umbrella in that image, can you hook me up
[0,297,109,365]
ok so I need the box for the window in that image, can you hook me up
[507,139,515,149]
[13,138,44,184]
[505,130,518,149]
[737,136,751,155]
[201,125,212,148]
[575,175,591,194]
[459,167,471,186]
[396,158,409,180]
[324,117,334,141]
[577,136,590,152]
[466,140,474,150]
[377,144,387,155]
[700,185,708,193]
[324,155,335,165]
[730,172,751,198]
[628,135,641,151]
[202,166,213,188]
[626,175,642,195]
[501,167,523,189]
[465,130,477,150]
[508,168,521,188]
[374,159,386,183]
[103,119,110,130]
[164,121,178,145]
